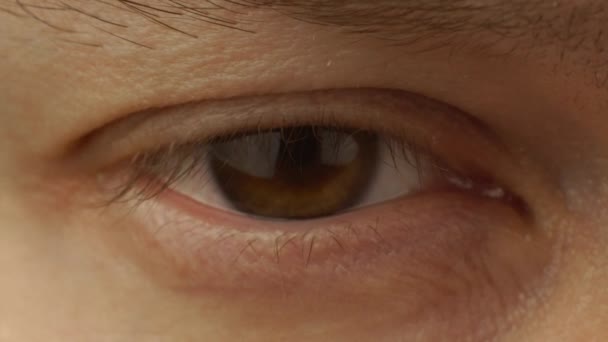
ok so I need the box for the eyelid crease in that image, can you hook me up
[69,88,504,172]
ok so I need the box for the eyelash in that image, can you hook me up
[105,123,452,208]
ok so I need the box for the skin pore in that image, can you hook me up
[2,0,608,341]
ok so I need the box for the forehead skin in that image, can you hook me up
[2,0,607,159]
[3,1,608,102]
[4,0,608,54]
[3,0,608,79]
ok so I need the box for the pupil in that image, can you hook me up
[210,126,378,219]
[277,127,321,177]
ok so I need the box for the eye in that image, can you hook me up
[88,89,553,340]
[119,124,449,221]
[167,126,440,220]
[117,121,495,224]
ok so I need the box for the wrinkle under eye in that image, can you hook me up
[210,127,379,219]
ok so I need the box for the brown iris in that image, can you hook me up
[209,127,379,219]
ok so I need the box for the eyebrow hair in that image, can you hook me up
[245,0,608,86]
[5,0,608,70]
[245,0,607,53]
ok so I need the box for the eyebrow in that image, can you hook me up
[249,0,607,54]
[5,0,608,61]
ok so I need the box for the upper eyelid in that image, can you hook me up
[85,86,549,246]
[66,87,536,214]
[66,88,499,171]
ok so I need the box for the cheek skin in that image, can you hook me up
[503,184,608,341]
[1,173,555,341]
[93,189,555,341]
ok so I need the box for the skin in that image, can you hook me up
[1,0,608,341]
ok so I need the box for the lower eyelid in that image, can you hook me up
[126,186,550,289]
[111,186,554,338]
[88,152,557,340]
